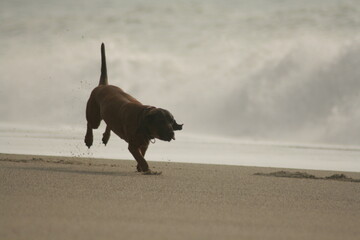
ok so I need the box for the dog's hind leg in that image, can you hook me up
[85,123,94,148]
[102,125,111,145]
[85,95,101,148]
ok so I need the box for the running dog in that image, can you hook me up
[85,43,183,174]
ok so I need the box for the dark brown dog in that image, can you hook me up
[85,43,183,174]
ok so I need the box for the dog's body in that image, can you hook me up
[85,43,182,173]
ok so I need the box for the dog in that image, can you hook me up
[85,43,183,174]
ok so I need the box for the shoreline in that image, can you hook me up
[1,153,360,240]
[2,127,360,172]
[2,152,360,176]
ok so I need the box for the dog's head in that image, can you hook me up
[144,108,183,142]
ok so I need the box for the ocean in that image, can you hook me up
[1,0,360,171]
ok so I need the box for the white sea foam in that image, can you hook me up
[1,0,360,168]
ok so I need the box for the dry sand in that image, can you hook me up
[1,153,360,240]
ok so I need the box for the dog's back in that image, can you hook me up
[85,43,143,142]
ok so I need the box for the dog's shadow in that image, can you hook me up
[6,165,138,177]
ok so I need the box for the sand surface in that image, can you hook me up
[1,153,360,240]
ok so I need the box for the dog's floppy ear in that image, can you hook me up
[144,108,158,124]
[173,120,183,131]
[137,108,157,136]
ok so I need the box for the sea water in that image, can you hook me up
[1,0,360,171]
[1,124,360,172]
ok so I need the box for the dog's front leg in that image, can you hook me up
[137,145,149,172]
[102,125,111,145]
[128,144,149,172]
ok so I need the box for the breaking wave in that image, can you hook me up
[1,0,360,144]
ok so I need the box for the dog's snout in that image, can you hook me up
[163,131,175,142]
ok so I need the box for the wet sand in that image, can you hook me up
[1,153,360,240]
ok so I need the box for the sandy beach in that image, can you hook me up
[1,153,360,240]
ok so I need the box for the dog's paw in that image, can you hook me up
[136,164,142,172]
[102,128,111,145]
[102,135,109,146]
[84,136,93,148]
[142,170,162,175]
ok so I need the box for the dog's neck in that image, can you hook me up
[137,105,156,141]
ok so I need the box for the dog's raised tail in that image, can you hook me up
[99,43,108,85]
